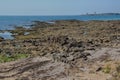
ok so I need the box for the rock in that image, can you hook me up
[47,36,69,45]
[0,36,4,41]
[67,55,74,61]
[96,67,102,72]
[86,47,96,50]
[0,57,68,80]
[0,49,2,53]
[67,40,85,48]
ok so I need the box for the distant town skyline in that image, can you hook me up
[0,0,120,15]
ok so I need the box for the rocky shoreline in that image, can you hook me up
[0,20,120,80]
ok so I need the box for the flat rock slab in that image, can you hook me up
[0,57,69,80]
[88,48,120,61]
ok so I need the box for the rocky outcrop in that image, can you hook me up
[0,57,70,80]
[0,20,120,80]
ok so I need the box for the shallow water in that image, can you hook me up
[0,32,14,39]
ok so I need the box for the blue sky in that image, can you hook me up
[0,0,120,15]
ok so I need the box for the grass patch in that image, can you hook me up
[102,65,111,74]
[0,53,30,63]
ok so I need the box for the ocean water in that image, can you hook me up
[0,14,120,39]
[1,15,120,30]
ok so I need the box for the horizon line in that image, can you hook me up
[0,12,119,16]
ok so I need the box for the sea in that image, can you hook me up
[0,14,120,39]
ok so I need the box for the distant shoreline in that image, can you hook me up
[81,13,120,16]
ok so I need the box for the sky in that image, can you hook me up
[0,0,120,15]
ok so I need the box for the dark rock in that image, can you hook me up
[87,40,94,44]
[96,67,102,72]
[47,36,69,46]
[67,40,84,48]
[0,36,4,41]
[86,47,96,50]
[0,49,2,53]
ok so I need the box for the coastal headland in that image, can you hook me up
[0,20,120,80]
